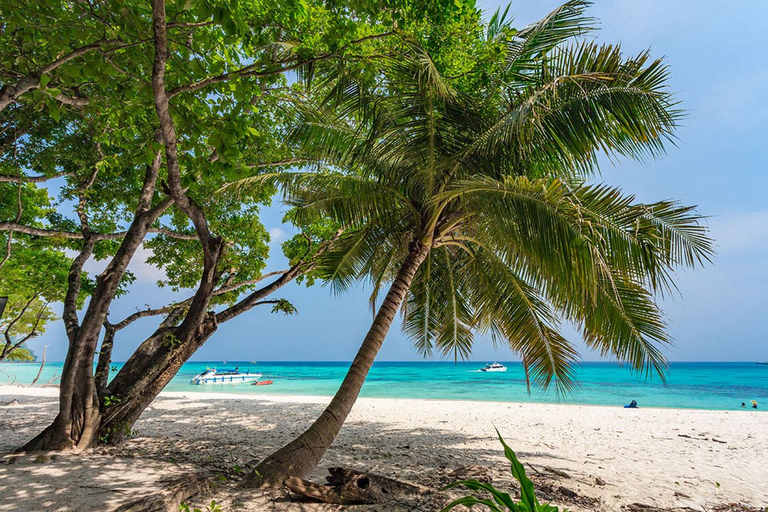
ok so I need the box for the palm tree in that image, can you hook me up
[238,1,713,485]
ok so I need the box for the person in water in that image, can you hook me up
[752,400,758,409]
[624,400,638,409]
[742,402,746,408]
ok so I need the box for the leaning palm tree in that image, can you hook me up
[238,1,713,485]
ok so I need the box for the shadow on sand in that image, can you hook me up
[0,392,574,511]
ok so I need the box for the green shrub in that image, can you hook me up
[442,429,563,512]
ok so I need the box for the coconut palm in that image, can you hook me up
[238,1,713,484]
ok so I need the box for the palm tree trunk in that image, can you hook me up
[243,241,429,487]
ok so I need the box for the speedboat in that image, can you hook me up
[480,362,507,372]
[190,368,262,385]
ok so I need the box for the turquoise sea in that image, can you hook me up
[1,361,766,411]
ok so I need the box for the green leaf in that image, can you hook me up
[496,428,540,511]
[441,495,507,512]
[48,101,61,121]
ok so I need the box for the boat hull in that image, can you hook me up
[480,368,507,372]
[191,373,262,385]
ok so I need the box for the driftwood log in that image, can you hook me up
[624,504,700,512]
[284,467,429,505]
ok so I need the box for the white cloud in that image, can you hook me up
[126,244,167,282]
[64,243,166,283]
[268,227,288,245]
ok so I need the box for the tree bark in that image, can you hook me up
[20,153,169,452]
[97,269,301,443]
[0,40,117,113]
[94,325,116,397]
[98,315,217,443]
[243,241,429,487]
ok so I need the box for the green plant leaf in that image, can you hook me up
[495,428,541,511]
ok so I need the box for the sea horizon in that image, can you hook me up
[2,360,766,412]
[5,359,766,364]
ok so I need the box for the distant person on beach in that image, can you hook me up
[624,400,638,409]
[741,402,746,408]
[751,400,758,409]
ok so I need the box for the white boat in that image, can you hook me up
[190,368,262,385]
[480,362,507,372]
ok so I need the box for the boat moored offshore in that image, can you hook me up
[190,368,262,385]
[480,362,507,372]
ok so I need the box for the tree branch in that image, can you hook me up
[213,229,342,323]
[11,301,48,350]
[106,269,289,331]
[167,31,395,98]
[76,156,102,236]
[247,158,312,169]
[152,0,223,341]
[0,39,121,112]
[0,182,21,271]
[151,227,197,240]
[0,222,198,241]
[214,268,300,324]
[62,237,95,342]
[55,93,89,107]
[111,304,178,332]
[2,293,39,346]
[0,170,71,183]
[167,20,218,29]
[0,139,25,271]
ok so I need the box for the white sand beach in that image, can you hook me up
[1,386,766,511]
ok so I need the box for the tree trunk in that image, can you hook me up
[243,242,429,487]
[20,165,170,452]
[22,335,102,450]
[98,315,218,443]
[97,267,300,444]
[95,325,116,397]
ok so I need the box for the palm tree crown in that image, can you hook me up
[239,0,713,392]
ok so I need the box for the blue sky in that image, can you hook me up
[27,1,768,363]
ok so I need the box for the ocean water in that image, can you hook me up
[1,361,766,411]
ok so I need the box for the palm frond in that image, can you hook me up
[505,0,596,77]
[466,247,579,393]
[462,42,681,180]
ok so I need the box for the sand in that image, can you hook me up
[0,385,766,511]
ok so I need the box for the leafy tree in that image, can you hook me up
[237,1,713,484]
[1,0,481,450]
[5,346,35,362]
[95,0,491,445]
[0,241,76,361]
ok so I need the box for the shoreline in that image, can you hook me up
[2,385,767,511]
[2,384,763,413]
